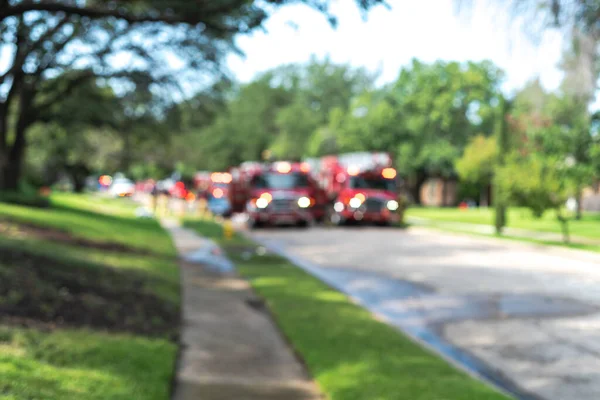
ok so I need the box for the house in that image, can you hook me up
[419,178,457,207]
[582,182,600,211]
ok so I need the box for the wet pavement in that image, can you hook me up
[248,226,600,400]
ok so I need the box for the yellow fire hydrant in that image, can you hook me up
[223,219,234,241]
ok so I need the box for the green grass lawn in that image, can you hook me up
[0,193,179,400]
[0,193,173,256]
[406,207,600,240]
[185,219,509,400]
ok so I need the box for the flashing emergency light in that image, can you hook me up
[186,192,196,202]
[99,175,112,186]
[347,166,360,176]
[355,193,366,203]
[260,192,273,202]
[300,162,311,173]
[275,162,292,174]
[222,173,232,183]
[382,168,397,179]
[213,188,224,198]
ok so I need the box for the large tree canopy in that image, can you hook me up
[0,0,385,190]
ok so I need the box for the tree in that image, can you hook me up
[389,59,503,203]
[0,0,385,190]
[24,75,125,191]
[496,151,571,242]
[455,134,498,206]
[541,95,595,219]
[459,1,600,107]
[493,96,511,234]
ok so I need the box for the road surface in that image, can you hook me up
[248,225,600,400]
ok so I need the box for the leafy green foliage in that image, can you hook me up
[496,152,566,218]
[456,135,498,185]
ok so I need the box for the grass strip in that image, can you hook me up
[185,219,509,400]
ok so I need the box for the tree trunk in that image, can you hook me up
[557,208,570,244]
[493,180,506,235]
[480,184,489,207]
[410,170,427,205]
[4,92,33,191]
[494,95,509,235]
[67,163,90,193]
[0,102,8,191]
[575,187,583,220]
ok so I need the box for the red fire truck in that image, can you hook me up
[308,152,400,226]
[229,161,326,228]
[194,171,211,197]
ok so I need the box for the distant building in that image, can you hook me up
[419,178,457,207]
[582,181,600,212]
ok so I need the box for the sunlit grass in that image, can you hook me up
[0,193,179,400]
[406,207,600,240]
[0,193,175,256]
[0,328,176,400]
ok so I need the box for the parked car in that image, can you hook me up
[109,178,135,197]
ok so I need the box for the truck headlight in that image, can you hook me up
[349,197,362,209]
[256,197,269,209]
[333,202,344,212]
[387,200,399,211]
[297,196,311,208]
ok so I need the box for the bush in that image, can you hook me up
[0,190,51,208]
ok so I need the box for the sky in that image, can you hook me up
[227,0,565,96]
[0,1,567,99]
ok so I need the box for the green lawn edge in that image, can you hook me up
[1,194,180,400]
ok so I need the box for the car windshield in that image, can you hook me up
[252,172,309,190]
[349,176,395,191]
[209,197,229,204]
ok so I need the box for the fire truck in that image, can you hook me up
[207,172,233,217]
[307,152,400,226]
[194,171,211,197]
[229,161,326,228]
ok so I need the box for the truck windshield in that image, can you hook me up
[252,172,309,189]
[349,176,395,191]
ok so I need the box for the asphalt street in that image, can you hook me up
[248,225,600,400]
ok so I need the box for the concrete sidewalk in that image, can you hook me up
[162,220,321,400]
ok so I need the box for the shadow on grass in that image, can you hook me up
[0,241,179,340]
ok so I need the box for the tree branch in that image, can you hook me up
[0,16,71,86]
[34,70,97,114]
[0,1,245,25]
